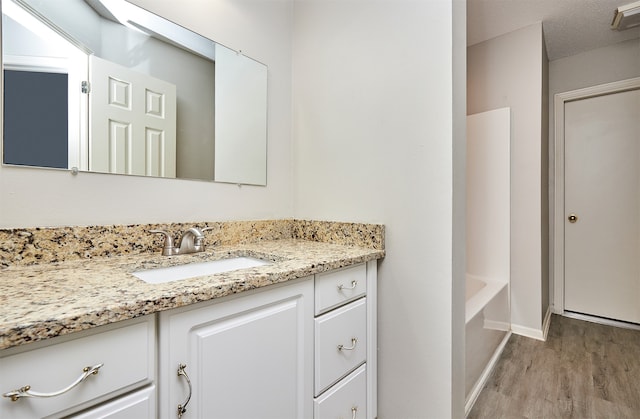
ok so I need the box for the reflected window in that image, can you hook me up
[3,69,68,168]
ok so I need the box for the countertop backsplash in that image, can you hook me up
[0,219,384,269]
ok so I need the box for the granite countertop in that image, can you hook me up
[0,239,384,351]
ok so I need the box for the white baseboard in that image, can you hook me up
[510,323,545,341]
[511,306,552,341]
[464,331,511,418]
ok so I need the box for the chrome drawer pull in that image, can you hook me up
[337,280,358,291]
[177,363,192,418]
[337,337,358,351]
[351,406,358,419]
[2,363,103,402]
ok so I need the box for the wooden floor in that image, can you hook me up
[468,314,640,419]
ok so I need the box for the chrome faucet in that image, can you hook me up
[150,227,213,256]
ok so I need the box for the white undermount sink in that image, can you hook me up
[132,257,271,284]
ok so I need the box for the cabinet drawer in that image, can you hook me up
[0,317,155,419]
[314,364,366,419]
[315,298,366,396]
[315,263,367,315]
[70,385,156,419]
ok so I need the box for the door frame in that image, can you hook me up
[553,76,640,314]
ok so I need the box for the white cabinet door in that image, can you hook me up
[159,279,314,419]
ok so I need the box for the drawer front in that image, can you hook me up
[315,298,367,396]
[314,364,366,419]
[0,317,155,419]
[315,263,367,315]
[70,385,156,419]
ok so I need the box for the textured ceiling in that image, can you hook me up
[467,0,640,61]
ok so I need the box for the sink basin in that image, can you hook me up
[132,257,271,284]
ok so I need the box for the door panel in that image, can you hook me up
[89,55,176,177]
[564,89,640,323]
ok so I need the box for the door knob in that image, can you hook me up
[568,214,578,223]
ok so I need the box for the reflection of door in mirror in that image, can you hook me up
[89,55,177,177]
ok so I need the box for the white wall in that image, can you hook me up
[468,23,548,336]
[548,38,640,308]
[292,0,466,417]
[0,0,295,228]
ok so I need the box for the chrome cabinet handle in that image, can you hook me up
[177,363,192,418]
[2,363,103,402]
[337,280,358,291]
[351,406,358,419]
[337,337,358,351]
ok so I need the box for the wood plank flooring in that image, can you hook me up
[468,314,640,419]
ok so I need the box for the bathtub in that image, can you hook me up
[465,274,510,416]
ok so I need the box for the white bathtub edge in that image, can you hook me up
[464,331,512,418]
[465,279,508,324]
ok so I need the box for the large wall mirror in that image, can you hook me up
[2,0,268,185]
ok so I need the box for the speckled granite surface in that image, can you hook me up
[0,220,384,351]
[0,219,384,268]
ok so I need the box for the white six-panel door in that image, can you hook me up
[564,88,640,324]
[89,55,176,177]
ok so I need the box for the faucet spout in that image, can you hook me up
[177,228,206,254]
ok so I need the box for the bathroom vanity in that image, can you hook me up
[0,220,383,418]
[159,261,376,419]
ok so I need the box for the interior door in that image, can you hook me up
[564,88,640,323]
[89,55,177,177]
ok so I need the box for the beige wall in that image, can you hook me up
[549,38,640,98]
[292,0,466,416]
[468,23,548,335]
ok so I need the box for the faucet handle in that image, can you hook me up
[186,227,213,251]
[197,227,215,248]
[150,230,175,256]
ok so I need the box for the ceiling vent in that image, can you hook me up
[612,1,640,30]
